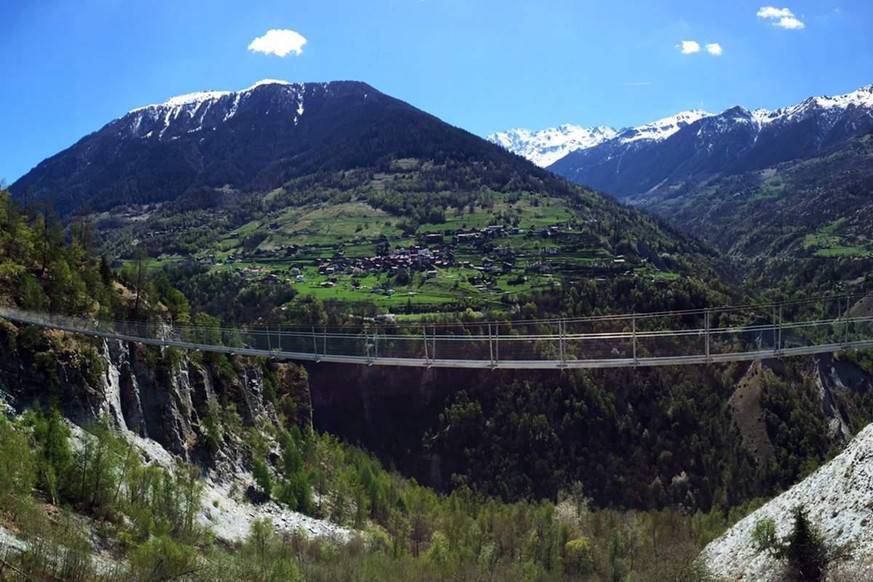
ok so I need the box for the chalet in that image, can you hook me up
[494,246,514,258]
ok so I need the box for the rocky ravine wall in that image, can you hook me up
[0,324,350,543]
[0,323,272,460]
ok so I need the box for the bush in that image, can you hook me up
[752,517,778,554]
[129,535,197,581]
[753,507,829,582]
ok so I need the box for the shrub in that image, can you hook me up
[252,459,273,498]
[128,535,197,581]
[0,416,36,514]
[751,517,778,554]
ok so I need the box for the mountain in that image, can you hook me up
[12,79,578,215]
[641,133,873,259]
[489,84,873,291]
[546,84,873,200]
[488,124,617,167]
[10,79,725,276]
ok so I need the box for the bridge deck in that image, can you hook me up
[1,302,871,369]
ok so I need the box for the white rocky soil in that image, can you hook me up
[701,422,873,580]
[124,431,353,544]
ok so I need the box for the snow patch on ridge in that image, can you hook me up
[130,90,231,114]
[244,79,294,92]
[616,110,713,144]
[125,79,311,139]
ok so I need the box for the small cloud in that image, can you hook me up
[757,6,793,19]
[757,6,805,29]
[248,29,308,57]
[678,40,701,55]
[706,43,723,56]
[776,16,804,29]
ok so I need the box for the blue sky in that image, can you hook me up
[2,0,871,183]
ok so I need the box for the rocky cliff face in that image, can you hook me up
[0,321,304,464]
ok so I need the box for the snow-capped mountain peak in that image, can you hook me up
[121,80,316,140]
[750,84,873,127]
[488,124,617,167]
[244,79,294,91]
[129,79,300,114]
[489,111,714,166]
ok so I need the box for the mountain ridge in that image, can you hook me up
[490,84,873,171]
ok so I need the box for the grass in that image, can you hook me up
[803,218,870,257]
[145,191,682,316]
[228,202,402,249]
[814,246,871,258]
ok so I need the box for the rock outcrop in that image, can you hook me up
[701,422,873,580]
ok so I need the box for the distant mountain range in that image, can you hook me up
[489,84,873,203]
[489,110,712,168]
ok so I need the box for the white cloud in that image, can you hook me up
[706,43,723,56]
[757,6,805,29]
[775,16,805,29]
[757,6,792,19]
[678,40,701,55]
[248,29,308,57]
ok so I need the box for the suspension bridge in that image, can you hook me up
[1,295,872,369]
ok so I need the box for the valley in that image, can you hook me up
[1,73,873,582]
